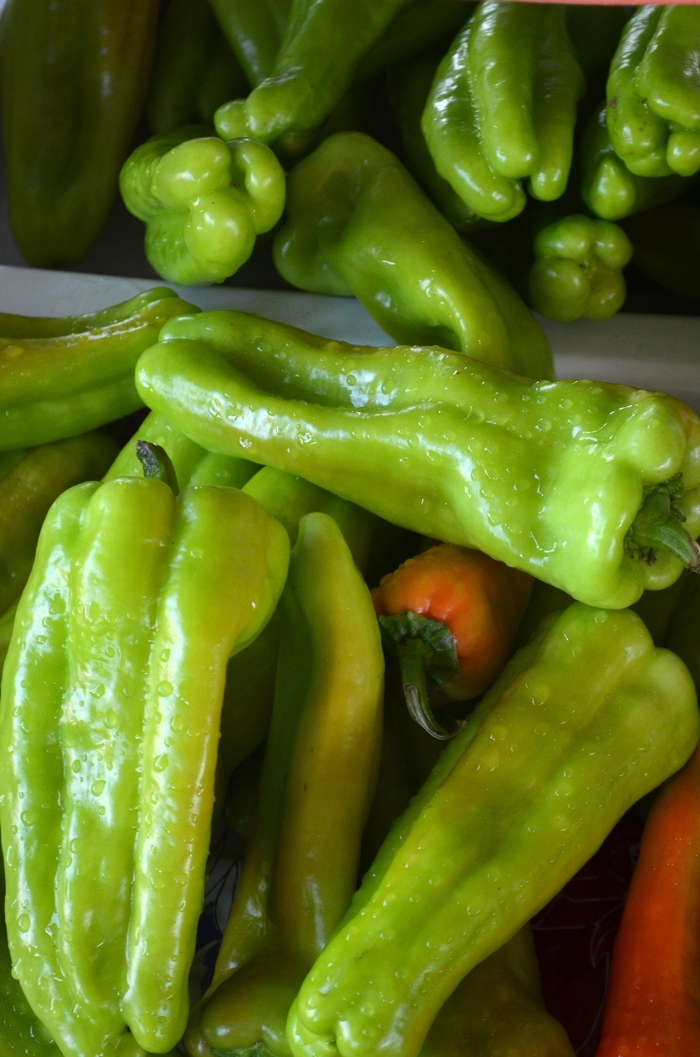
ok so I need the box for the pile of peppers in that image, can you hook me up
[4,3,700,1057]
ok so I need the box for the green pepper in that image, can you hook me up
[581,103,698,222]
[528,213,633,322]
[286,602,700,1057]
[607,6,700,180]
[0,432,118,614]
[273,131,553,380]
[0,289,197,452]
[136,309,700,609]
[621,197,700,305]
[0,455,290,1055]
[421,2,584,223]
[120,128,285,286]
[209,0,290,87]
[185,511,384,1057]
[565,6,629,125]
[1,0,159,267]
[145,0,249,135]
[214,0,413,150]
[354,0,470,83]
[388,50,481,233]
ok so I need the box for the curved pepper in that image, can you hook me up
[146,0,248,135]
[0,461,290,1055]
[0,288,197,451]
[581,103,698,222]
[136,309,700,609]
[214,0,412,150]
[596,745,700,1055]
[421,2,583,223]
[607,6,700,180]
[621,197,700,305]
[0,432,117,614]
[185,512,384,1057]
[528,213,633,322]
[372,544,532,738]
[120,128,285,285]
[209,0,290,87]
[273,131,553,379]
[286,603,700,1057]
[1,0,159,267]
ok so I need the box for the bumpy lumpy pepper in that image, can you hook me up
[1,0,159,267]
[145,0,248,135]
[274,131,553,380]
[422,2,584,223]
[136,309,700,609]
[0,288,196,451]
[286,603,700,1057]
[185,511,384,1057]
[528,213,633,322]
[607,5,700,179]
[120,128,285,285]
[0,458,290,1055]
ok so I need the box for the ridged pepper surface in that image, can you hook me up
[135,309,700,609]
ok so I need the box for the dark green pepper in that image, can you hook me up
[209,0,290,87]
[287,603,699,1057]
[1,0,159,267]
[136,309,700,609]
[273,131,553,379]
[0,288,197,451]
[185,512,384,1057]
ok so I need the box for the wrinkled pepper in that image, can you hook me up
[136,309,700,609]
[622,197,700,305]
[528,213,633,322]
[373,543,532,737]
[0,432,117,614]
[214,0,413,150]
[0,453,290,1055]
[185,512,384,1057]
[286,603,700,1057]
[581,103,698,222]
[273,131,554,379]
[421,3,584,223]
[120,128,285,285]
[596,745,700,1055]
[1,0,159,267]
[607,5,700,179]
[209,0,290,87]
[0,288,196,451]
[145,0,248,135]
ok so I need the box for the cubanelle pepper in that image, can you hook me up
[0,446,290,1056]
[273,131,553,380]
[286,603,699,1057]
[135,309,700,609]
[0,288,197,451]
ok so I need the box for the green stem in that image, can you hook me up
[395,638,462,741]
[135,440,179,494]
[627,475,700,572]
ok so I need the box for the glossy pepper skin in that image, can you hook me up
[214,0,413,150]
[185,512,384,1057]
[1,0,159,267]
[0,473,289,1055]
[0,288,197,451]
[422,3,583,223]
[136,309,700,609]
[120,128,285,285]
[145,0,248,135]
[607,6,700,180]
[209,0,290,87]
[529,213,633,322]
[286,603,700,1057]
[581,103,698,222]
[596,745,700,1055]
[622,198,700,306]
[273,132,554,380]
[0,432,117,614]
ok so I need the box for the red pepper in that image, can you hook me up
[596,745,700,1056]
[371,543,532,738]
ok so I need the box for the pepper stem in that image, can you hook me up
[135,441,179,494]
[395,638,463,741]
[627,474,700,572]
